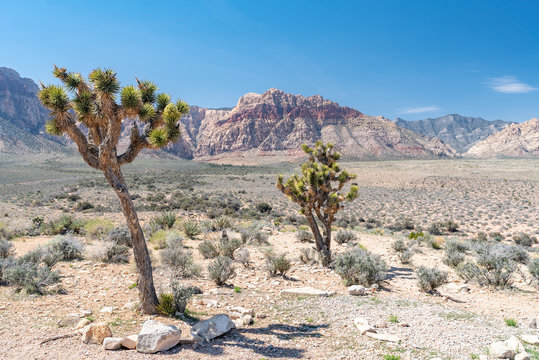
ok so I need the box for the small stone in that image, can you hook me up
[81,323,112,345]
[57,314,80,328]
[365,332,401,342]
[121,334,138,349]
[230,306,254,317]
[348,285,365,296]
[124,302,138,310]
[506,336,525,353]
[515,353,530,360]
[136,320,182,354]
[280,287,335,297]
[103,337,123,350]
[80,310,92,317]
[488,341,516,359]
[521,335,539,345]
[100,306,114,313]
[242,314,253,325]
[76,318,91,330]
[529,318,538,329]
[353,317,376,335]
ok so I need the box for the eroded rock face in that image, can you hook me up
[136,320,182,354]
[81,323,112,345]
[466,118,539,158]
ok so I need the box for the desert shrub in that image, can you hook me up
[365,218,381,229]
[428,222,443,235]
[208,256,235,286]
[335,230,356,245]
[218,235,242,258]
[213,216,231,230]
[489,232,505,242]
[249,230,269,245]
[474,232,488,242]
[108,227,131,247]
[200,219,218,233]
[295,230,313,243]
[83,218,114,239]
[156,292,175,316]
[443,220,459,233]
[0,238,14,259]
[299,247,317,265]
[529,258,539,286]
[408,231,424,242]
[475,243,529,265]
[334,249,388,286]
[416,266,448,292]
[445,239,469,253]
[160,246,201,278]
[398,249,414,265]
[443,248,466,268]
[150,212,177,231]
[0,257,16,284]
[513,233,537,247]
[75,201,94,211]
[182,221,201,239]
[150,229,182,250]
[255,202,272,214]
[198,240,219,259]
[171,282,201,314]
[47,236,84,261]
[234,247,251,268]
[428,236,444,250]
[42,215,85,235]
[3,262,60,294]
[392,239,407,253]
[99,242,130,263]
[265,252,291,277]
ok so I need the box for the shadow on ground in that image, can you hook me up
[169,323,328,358]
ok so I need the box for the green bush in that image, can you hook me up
[391,239,407,253]
[255,202,272,214]
[182,220,201,239]
[156,292,175,316]
[334,249,388,286]
[218,235,242,259]
[233,247,251,268]
[3,262,60,294]
[83,218,114,238]
[428,222,443,235]
[0,238,14,259]
[47,236,84,261]
[108,227,131,247]
[334,230,356,245]
[299,247,317,265]
[150,212,177,231]
[99,242,130,263]
[295,230,313,243]
[513,232,537,247]
[213,216,232,230]
[265,252,291,276]
[198,239,219,259]
[208,256,235,286]
[42,215,85,235]
[528,258,539,286]
[171,282,201,314]
[416,266,448,292]
[160,245,201,278]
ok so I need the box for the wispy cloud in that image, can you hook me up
[489,76,536,94]
[397,105,440,115]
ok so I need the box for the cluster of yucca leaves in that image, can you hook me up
[38,66,189,149]
[277,141,358,217]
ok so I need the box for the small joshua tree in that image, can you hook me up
[38,66,189,313]
[277,141,358,266]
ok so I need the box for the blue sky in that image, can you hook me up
[1,1,538,122]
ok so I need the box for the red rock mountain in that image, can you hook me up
[465,118,539,158]
[175,88,458,160]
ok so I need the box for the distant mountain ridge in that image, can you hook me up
[466,118,539,158]
[395,114,512,152]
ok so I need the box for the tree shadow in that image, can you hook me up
[168,322,328,358]
[385,266,415,281]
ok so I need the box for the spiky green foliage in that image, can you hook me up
[121,85,142,112]
[138,80,158,104]
[89,68,120,95]
[277,141,358,265]
[139,103,157,122]
[45,120,63,135]
[157,93,171,111]
[149,127,168,147]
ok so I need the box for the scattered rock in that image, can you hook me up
[124,302,138,311]
[348,285,365,296]
[76,318,91,330]
[103,337,123,350]
[230,306,254,317]
[280,287,335,297]
[57,314,80,328]
[488,341,516,359]
[506,336,525,353]
[353,317,376,335]
[515,353,530,360]
[136,320,182,354]
[365,332,401,342]
[100,306,114,314]
[529,318,538,329]
[121,335,138,350]
[444,283,470,293]
[521,334,539,345]
[81,323,112,345]
[80,310,92,317]
[191,314,235,343]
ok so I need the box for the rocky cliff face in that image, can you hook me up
[182,89,458,160]
[395,114,511,153]
[465,118,539,158]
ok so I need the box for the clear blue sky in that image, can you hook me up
[1,0,538,122]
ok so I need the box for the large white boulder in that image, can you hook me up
[136,320,181,354]
[191,314,235,343]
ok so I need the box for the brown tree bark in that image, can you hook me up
[307,212,332,266]
[103,167,158,314]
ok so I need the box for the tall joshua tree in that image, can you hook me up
[277,141,358,266]
[38,66,189,313]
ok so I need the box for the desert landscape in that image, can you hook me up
[1,2,538,360]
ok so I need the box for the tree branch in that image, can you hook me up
[117,124,149,166]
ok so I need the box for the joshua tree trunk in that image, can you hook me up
[103,167,158,314]
[307,213,332,266]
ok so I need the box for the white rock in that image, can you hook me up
[76,318,91,330]
[81,323,112,345]
[479,355,488,360]
[280,287,335,297]
[444,282,470,293]
[191,314,235,343]
[103,337,123,350]
[348,285,365,296]
[80,310,92,317]
[100,306,115,313]
[124,302,138,310]
[506,336,525,353]
[136,320,181,354]
[121,334,138,349]
[57,314,80,328]
[521,334,539,345]
[353,317,376,335]
[365,332,401,342]
[515,353,530,360]
[230,306,254,317]
[242,314,253,325]
[489,341,516,359]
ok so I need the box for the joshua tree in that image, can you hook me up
[38,66,189,313]
[277,141,358,266]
